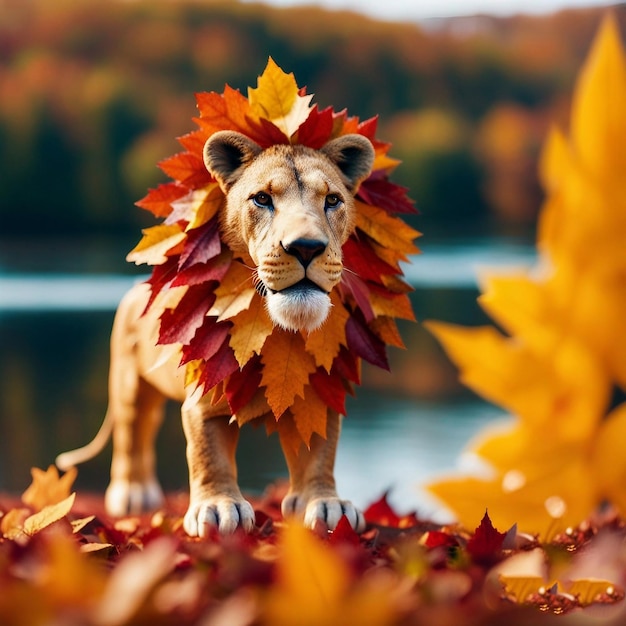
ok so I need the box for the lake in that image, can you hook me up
[0,236,533,519]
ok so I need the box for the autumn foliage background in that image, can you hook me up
[3,1,626,624]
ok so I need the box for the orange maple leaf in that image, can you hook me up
[304,291,349,371]
[22,465,77,512]
[229,292,274,366]
[261,330,317,418]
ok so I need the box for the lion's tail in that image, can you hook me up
[55,412,113,471]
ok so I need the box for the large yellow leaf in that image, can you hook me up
[425,321,607,441]
[262,523,396,626]
[229,293,274,366]
[261,330,317,417]
[126,224,186,265]
[571,13,626,184]
[591,403,626,515]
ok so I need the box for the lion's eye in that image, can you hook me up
[325,194,342,210]
[252,192,273,209]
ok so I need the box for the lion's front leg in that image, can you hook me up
[280,411,365,532]
[181,399,255,537]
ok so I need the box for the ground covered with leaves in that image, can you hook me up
[0,467,625,626]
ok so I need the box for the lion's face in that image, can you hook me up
[204,131,375,332]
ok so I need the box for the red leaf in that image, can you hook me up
[339,272,375,322]
[181,317,230,365]
[178,220,222,271]
[364,492,418,528]
[309,368,347,416]
[329,515,361,546]
[225,357,263,415]
[345,314,389,370]
[171,252,231,287]
[295,105,334,149]
[136,183,186,218]
[331,345,360,386]
[145,258,179,311]
[159,285,216,346]
[199,336,239,392]
[343,237,397,284]
[177,128,208,154]
[358,176,416,215]
[423,531,459,549]
[251,117,290,148]
[466,511,506,566]
[159,152,212,188]
[356,115,379,140]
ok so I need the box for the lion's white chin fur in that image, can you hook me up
[266,289,331,333]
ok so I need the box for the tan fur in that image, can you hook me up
[57,132,375,536]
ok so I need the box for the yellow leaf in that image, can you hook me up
[261,330,317,418]
[229,292,274,366]
[23,493,76,536]
[22,465,77,511]
[500,576,550,604]
[355,201,420,256]
[571,13,626,184]
[248,58,312,137]
[424,321,607,441]
[262,523,396,626]
[304,291,349,371]
[126,224,186,265]
[591,403,626,514]
[566,579,624,607]
[208,262,255,321]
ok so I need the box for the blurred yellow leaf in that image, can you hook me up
[262,523,396,626]
[23,493,76,537]
[22,465,77,511]
[571,13,626,184]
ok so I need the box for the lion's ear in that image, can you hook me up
[321,134,375,191]
[203,131,263,191]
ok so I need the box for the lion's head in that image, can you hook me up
[203,131,375,333]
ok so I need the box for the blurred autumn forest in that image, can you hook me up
[0,0,621,239]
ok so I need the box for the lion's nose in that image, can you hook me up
[282,238,327,268]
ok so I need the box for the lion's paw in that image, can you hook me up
[183,497,255,537]
[105,478,165,516]
[282,494,365,532]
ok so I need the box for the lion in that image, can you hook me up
[56,130,375,537]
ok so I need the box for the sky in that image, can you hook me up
[248,0,616,22]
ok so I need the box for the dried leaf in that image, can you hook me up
[22,465,77,511]
[260,331,317,418]
[23,493,76,536]
[127,224,186,266]
[229,293,274,366]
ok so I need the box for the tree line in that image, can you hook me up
[0,0,619,237]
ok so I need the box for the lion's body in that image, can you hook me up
[57,132,375,536]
